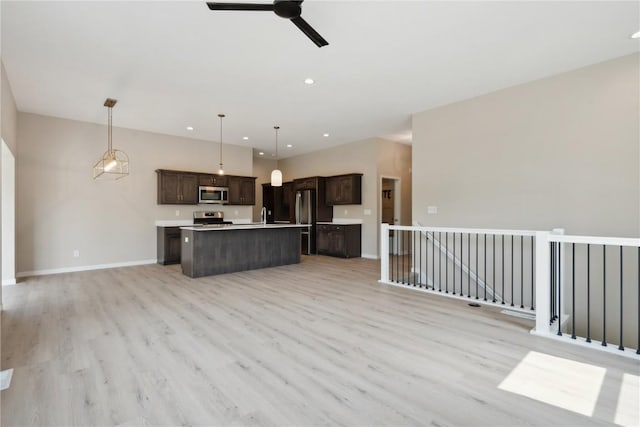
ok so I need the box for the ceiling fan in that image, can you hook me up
[206,0,329,48]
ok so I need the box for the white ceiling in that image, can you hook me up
[2,1,639,158]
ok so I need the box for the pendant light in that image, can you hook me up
[217,113,225,175]
[93,98,129,180]
[270,125,282,187]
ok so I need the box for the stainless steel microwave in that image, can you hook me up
[198,186,229,204]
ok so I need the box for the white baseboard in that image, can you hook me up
[2,278,17,286]
[16,259,157,279]
[362,253,379,260]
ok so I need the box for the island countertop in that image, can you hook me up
[180,223,311,231]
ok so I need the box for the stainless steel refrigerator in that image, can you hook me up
[295,189,316,254]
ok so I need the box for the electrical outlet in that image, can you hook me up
[234,210,239,216]
[364,209,372,215]
[184,237,189,243]
[427,206,438,214]
[175,210,180,216]
[73,250,80,258]
[344,209,348,215]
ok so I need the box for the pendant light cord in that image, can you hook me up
[218,114,225,170]
[107,106,113,154]
[274,125,280,165]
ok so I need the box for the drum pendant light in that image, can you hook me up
[217,113,225,175]
[93,98,129,180]
[270,126,282,187]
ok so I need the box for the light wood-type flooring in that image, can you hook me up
[1,256,638,426]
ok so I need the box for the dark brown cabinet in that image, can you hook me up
[263,182,296,223]
[157,170,198,204]
[326,173,362,205]
[293,176,333,223]
[157,226,182,265]
[228,176,256,205]
[198,174,228,187]
[317,224,361,258]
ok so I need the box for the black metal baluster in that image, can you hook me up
[602,245,607,346]
[531,236,534,310]
[587,244,591,343]
[619,246,624,351]
[460,233,464,296]
[420,229,424,288]
[521,235,524,309]
[511,235,514,307]
[550,243,554,323]
[637,247,639,355]
[431,231,435,290]
[501,235,505,305]
[467,233,471,298]
[391,230,394,282]
[557,243,562,336]
[445,232,449,293]
[492,234,496,303]
[453,232,456,295]
[484,234,487,301]
[439,232,442,292]
[571,243,576,339]
[475,234,479,299]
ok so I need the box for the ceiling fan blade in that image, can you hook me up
[206,2,274,11]
[290,16,328,47]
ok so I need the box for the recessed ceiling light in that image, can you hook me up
[258,152,264,156]
[186,126,194,131]
[304,78,315,85]
[243,136,249,140]
[632,31,640,39]
[323,133,329,137]
[286,144,293,148]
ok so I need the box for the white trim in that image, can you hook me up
[155,220,193,227]
[362,253,379,260]
[549,234,640,247]
[16,259,157,278]
[320,218,364,224]
[2,279,16,286]
[390,224,538,237]
[530,330,639,360]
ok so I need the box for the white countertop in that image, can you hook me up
[155,220,194,227]
[181,223,311,231]
[317,219,363,225]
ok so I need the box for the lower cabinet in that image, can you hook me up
[157,227,182,265]
[317,224,361,258]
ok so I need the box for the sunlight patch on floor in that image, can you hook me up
[498,351,605,417]
[614,373,639,427]
[1,369,13,391]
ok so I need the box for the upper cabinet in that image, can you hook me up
[326,173,363,205]
[157,169,255,205]
[198,174,228,187]
[157,170,199,204]
[228,176,256,205]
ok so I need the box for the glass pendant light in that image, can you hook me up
[270,125,282,187]
[93,98,129,180]
[217,113,225,175]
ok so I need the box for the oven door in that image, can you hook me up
[199,186,228,204]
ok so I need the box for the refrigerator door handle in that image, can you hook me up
[295,192,301,224]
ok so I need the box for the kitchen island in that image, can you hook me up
[180,223,310,278]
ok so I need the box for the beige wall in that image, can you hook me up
[1,61,17,155]
[278,137,412,258]
[377,140,412,227]
[412,53,640,237]
[252,156,277,221]
[16,113,254,274]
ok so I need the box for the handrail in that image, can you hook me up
[390,224,537,237]
[549,234,640,247]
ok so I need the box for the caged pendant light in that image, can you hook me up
[270,126,282,187]
[217,113,225,175]
[93,98,129,180]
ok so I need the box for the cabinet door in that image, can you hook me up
[228,177,242,205]
[159,171,181,204]
[240,178,255,205]
[166,231,182,263]
[325,178,340,205]
[328,228,346,256]
[181,174,199,204]
[199,174,215,186]
[317,227,330,254]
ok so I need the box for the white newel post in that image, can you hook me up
[380,223,389,282]
[535,231,551,334]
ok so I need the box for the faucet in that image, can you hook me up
[260,207,267,224]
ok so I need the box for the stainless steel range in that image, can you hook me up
[193,211,233,225]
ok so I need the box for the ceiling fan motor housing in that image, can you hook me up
[274,0,302,19]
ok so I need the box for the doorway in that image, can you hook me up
[1,139,16,286]
[380,176,401,255]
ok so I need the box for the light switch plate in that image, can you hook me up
[184,237,189,243]
[364,209,372,215]
[427,206,438,214]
